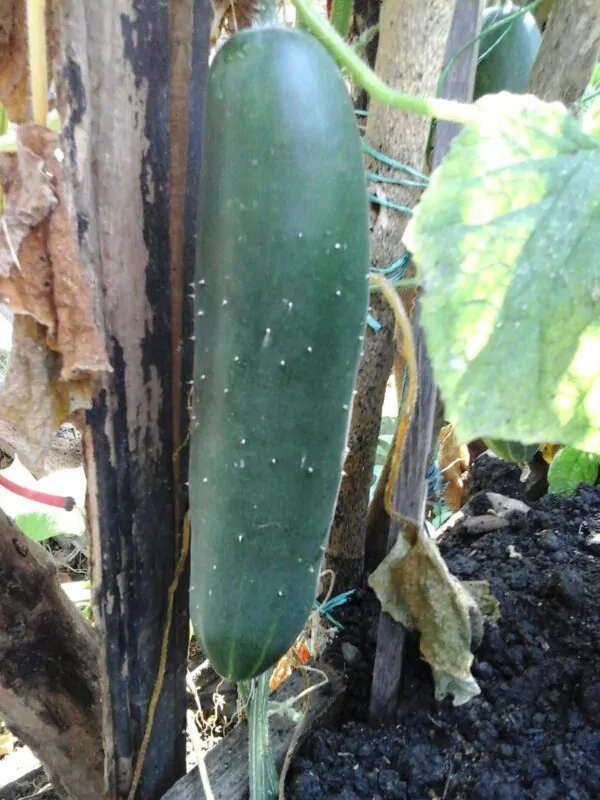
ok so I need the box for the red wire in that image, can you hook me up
[0,474,75,511]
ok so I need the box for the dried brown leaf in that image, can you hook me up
[0,0,59,122]
[368,529,488,706]
[0,0,30,122]
[438,423,471,512]
[1,125,110,381]
[211,0,256,45]
[0,127,58,277]
[0,124,109,468]
[0,222,55,328]
[0,315,67,469]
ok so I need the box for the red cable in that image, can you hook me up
[0,474,75,511]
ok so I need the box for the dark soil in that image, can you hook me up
[288,455,600,800]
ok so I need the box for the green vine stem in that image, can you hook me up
[330,0,353,39]
[239,671,278,800]
[292,0,480,126]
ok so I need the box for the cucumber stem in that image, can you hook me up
[292,0,480,126]
[239,671,278,800]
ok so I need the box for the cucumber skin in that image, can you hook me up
[189,25,370,682]
[484,438,539,464]
[474,2,541,99]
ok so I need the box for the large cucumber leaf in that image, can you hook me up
[547,447,600,496]
[14,511,63,542]
[404,92,600,455]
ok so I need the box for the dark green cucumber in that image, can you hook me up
[474,2,541,99]
[189,24,369,682]
[484,438,539,464]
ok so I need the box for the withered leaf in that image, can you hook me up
[369,529,497,706]
[0,124,110,470]
[0,127,58,277]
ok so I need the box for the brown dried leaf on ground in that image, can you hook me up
[0,124,110,470]
[369,528,499,706]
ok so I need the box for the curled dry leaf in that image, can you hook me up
[438,423,471,512]
[0,0,29,122]
[211,0,256,46]
[0,315,69,467]
[368,528,498,706]
[0,0,58,123]
[0,131,58,277]
[0,124,110,472]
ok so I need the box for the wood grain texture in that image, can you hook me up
[53,2,211,797]
[161,666,345,800]
[0,507,104,799]
[528,0,600,106]
[427,0,483,460]
[432,0,483,169]
[368,307,438,725]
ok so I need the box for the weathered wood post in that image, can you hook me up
[54,1,211,796]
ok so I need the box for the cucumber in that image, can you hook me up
[484,438,539,464]
[474,2,541,99]
[189,24,369,682]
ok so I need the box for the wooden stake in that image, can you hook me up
[367,0,483,727]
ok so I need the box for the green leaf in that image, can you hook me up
[375,445,388,461]
[547,447,600,495]
[404,92,600,455]
[371,464,384,492]
[582,95,600,136]
[379,416,397,436]
[330,0,353,39]
[15,511,63,542]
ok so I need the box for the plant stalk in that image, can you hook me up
[239,671,278,800]
[292,0,480,126]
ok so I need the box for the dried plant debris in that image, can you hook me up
[438,422,470,512]
[0,124,109,472]
[211,0,257,45]
[0,128,57,274]
[369,528,499,706]
[0,0,30,122]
